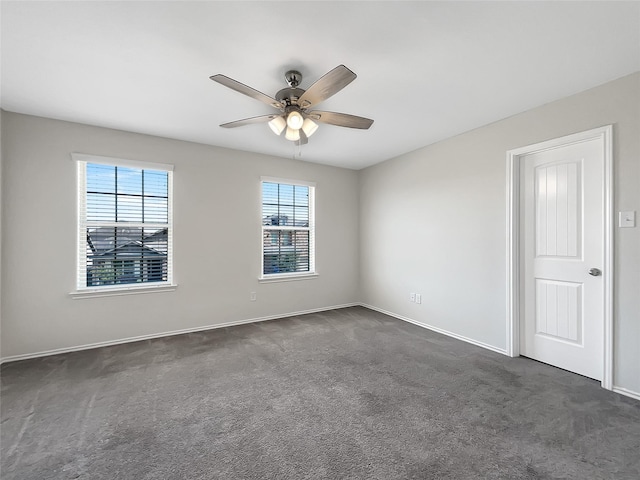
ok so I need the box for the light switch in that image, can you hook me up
[619,211,636,228]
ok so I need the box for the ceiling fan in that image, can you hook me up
[210,65,374,146]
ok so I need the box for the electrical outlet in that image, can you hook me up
[415,293,422,304]
[250,292,257,301]
[410,293,416,302]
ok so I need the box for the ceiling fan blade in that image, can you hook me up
[297,65,357,109]
[210,74,283,109]
[220,114,281,128]
[307,111,374,129]
[295,129,309,146]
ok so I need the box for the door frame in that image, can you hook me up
[505,125,613,390]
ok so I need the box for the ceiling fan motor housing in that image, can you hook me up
[276,87,305,107]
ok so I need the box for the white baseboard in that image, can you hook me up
[360,303,508,355]
[0,303,359,364]
[612,386,640,402]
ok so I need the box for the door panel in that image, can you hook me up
[535,161,581,258]
[535,279,581,344]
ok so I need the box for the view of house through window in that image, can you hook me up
[78,160,173,289]
[262,180,315,276]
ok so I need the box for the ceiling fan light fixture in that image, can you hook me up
[285,127,300,141]
[286,110,304,130]
[301,118,318,138]
[268,115,286,135]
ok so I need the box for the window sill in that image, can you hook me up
[69,284,178,299]
[258,273,318,284]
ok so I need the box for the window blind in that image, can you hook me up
[261,180,315,276]
[77,159,173,290]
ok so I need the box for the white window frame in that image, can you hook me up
[71,153,176,298]
[260,176,317,282]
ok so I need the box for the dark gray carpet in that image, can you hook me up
[1,306,639,479]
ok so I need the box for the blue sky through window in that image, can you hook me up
[86,163,168,223]
[262,182,309,226]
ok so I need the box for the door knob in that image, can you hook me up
[588,268,602,276]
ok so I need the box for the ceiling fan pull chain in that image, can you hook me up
[291,142,302,159]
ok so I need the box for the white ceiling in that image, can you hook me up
[2,1,639,170]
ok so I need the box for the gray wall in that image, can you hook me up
[359,72,640,395]
[1,112,360,357]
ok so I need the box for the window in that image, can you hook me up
[75,155,174,293]
[261,178,315,278]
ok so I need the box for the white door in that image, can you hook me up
[520,136,604,380]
